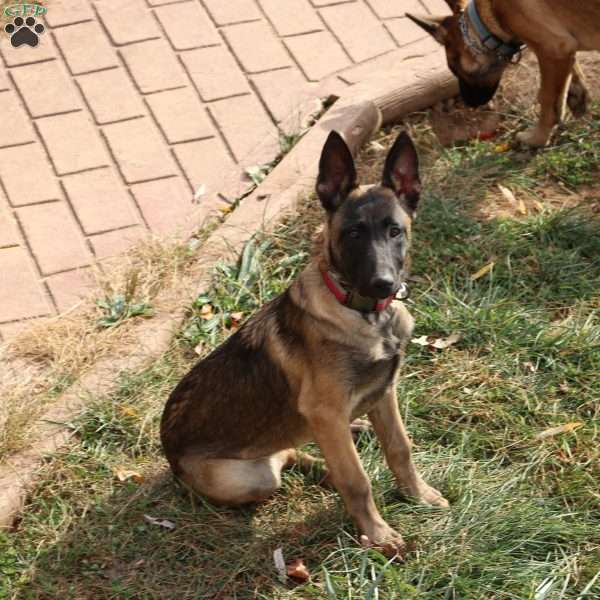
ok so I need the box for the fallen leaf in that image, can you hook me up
[431,332,461,350]
[200,304,214,320]
[245,164,270,185]
[369,141,385,152]
[193,184,206,203]
[498,185,517,207]
[143,515,176,530]
[534,422,583,441]
[193,342,204,356]
[494,142,511,153]
[113,467,143,483]
[231,311,244,321]
[471,262,495,281]
[286,559,310,582]
[523,361,537,373]
[533,200,545,212]
[517,198,527,215]
[118,406,138,418]
[273,547,286,583]
[411,333,461,351]
[411,335,431,347]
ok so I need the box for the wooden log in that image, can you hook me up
[342,51,459,125]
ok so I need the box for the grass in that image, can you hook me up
[2,101,600,599]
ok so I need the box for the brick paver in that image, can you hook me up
[102,117,178,184]
[155,2,220,50]
[181,46,250,101]
[223,21,292,73]
[61,168,139,234]
[146,87,215,143]
[284,30,351,81]
[77,68,145,124]
[0,0,443,334]
[17,201,91,274]
[203,0,263,26]
[36,112,110,175]
[11,61,82,118]
[88,226,146,261]
[0,91,36,146]
[53,21,118,75]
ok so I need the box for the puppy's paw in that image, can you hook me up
[400,475,449,508]
[516,128,550,148]
[414,482,449,508]
[567,83,589,118]
[360,524,406,560]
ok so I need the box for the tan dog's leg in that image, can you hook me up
[567,59,589,118]
[307,406,406,557]
[518,54,574,146]
[369,388,448,508]
[517,54,575,147]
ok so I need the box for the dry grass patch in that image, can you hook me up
[0,234,199,459]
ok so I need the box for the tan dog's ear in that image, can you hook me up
[405,14,448,44]
[443,0,467,13]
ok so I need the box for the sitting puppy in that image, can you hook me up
[407,0,600,146]
[161,130,448,558]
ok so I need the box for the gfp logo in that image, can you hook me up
[3,3,46,17]
[3,3,46,47]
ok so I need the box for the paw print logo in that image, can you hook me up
[4,16,45,48]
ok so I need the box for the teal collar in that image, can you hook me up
[461,1,523,60]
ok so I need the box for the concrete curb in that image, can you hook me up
[0,51,457,529]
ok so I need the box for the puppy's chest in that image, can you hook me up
[345,333,403,416]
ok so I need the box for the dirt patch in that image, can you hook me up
[426,50,600,147]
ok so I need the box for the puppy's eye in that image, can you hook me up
[390,227,402,238]
[349,228,360,239]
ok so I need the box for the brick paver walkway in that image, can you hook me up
[0,0,444,340]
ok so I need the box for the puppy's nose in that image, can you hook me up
[371,275,395,296]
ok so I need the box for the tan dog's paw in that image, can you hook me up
[401,475,449,508]
[414,482,449,508]
[360,525,406,559]
[516,128,551,147]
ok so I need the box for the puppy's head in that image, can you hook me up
[316,131,420,299]
[407,0,508,107]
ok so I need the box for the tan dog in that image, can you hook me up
[407,0,600,146]
[161,131,448,558]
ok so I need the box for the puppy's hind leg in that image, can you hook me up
[178,449,298,506]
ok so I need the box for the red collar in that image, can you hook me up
[321,270,400,313]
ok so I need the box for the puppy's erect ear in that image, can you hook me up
[381,132,421,217]
[405,13,448,44]
[316,131,357,212]
[444,0,467,14]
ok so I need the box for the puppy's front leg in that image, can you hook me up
[517,54,575,147]
[304,397,405,557]
[369,387,448,508]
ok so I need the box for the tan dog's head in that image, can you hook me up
[407,0,509,107]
